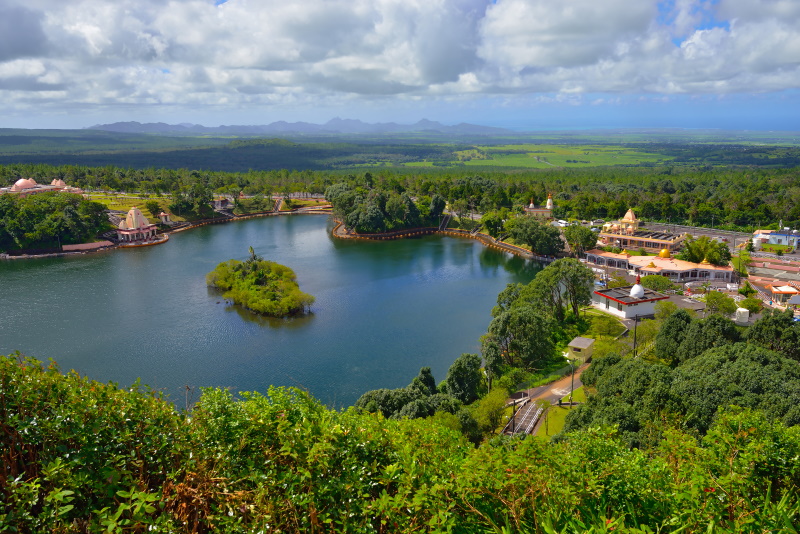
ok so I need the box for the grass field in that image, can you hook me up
[403,143,669,169]
[583,308,627,338]
[760,243,794,253]
[535,406,570,441]
[85,193,187,222]
[285,199,330,209]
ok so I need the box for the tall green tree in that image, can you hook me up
[704,291,737,316]
[674,314,739,364]
[678,235,732,266]
[506,216,564,256]
[555,258,595,317]
[516,258,594,322]
[746,309,800,361]
[442,353,484,405]
[563,225,599,255]
[483,306,556,370]
[654,309,693,363]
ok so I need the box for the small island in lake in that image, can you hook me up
[207,247,315,317]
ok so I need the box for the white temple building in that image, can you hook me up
[524,193,554,219]
[116,207,158,243]
[592,275,670,318]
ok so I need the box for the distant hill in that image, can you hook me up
[86,118,513,136]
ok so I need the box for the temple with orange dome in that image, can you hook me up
[1,177,83,197]
[584,247,734,283]
[598,208,685,253]
[524,193,554,219]
[116,207,158,243]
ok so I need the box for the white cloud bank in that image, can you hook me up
[1,0,799,126]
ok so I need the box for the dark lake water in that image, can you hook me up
[0,215,540,407]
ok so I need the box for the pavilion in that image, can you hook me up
[1,178,83,197]
[116,207,158,243]
[766,284,800,305]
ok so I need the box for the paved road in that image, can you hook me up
[520,367,584,403]
[644,222,798,259]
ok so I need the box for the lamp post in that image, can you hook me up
[565,352,575,409]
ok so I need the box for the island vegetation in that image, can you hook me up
[206,247,314,317]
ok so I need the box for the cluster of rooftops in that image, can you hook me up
[0,177,83,196]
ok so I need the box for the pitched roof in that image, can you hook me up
[568,337,595,349]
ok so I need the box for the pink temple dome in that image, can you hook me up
[11,178,37,191]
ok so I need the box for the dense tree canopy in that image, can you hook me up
[570,307,800,447]
[7,353,800,533]
[3,156,799,232]
[0,192,110,252]
[482,307,556,371]
[677,235,732,266]
[746,309,800,361]
[563,224,598,254]
[506,216,564,256]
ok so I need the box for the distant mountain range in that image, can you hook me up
[86,118,513,136]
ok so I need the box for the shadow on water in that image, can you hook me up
[207,287,315,328]
[478,247,544,281]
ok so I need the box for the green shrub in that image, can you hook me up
[207,250,314,316]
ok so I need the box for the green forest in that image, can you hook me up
[0,192,111,252]
[3,157,799,233]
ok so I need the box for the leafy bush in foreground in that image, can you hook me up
[4,354,800,533]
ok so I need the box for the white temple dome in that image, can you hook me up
[630,275,645,299]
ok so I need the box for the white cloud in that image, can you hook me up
[0,0,799,125]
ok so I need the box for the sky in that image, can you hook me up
[1,0,799,131]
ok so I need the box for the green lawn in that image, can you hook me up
[533,387,588,441]
[561,386,587,404]
[535,406,571,441]
[583,309,627,338]
[286,199,331,209]
[85,193,184,222]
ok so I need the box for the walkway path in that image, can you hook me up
[504,364,588,436]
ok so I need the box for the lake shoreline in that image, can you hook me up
[0,206,332,261]
[2,206,557,265]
